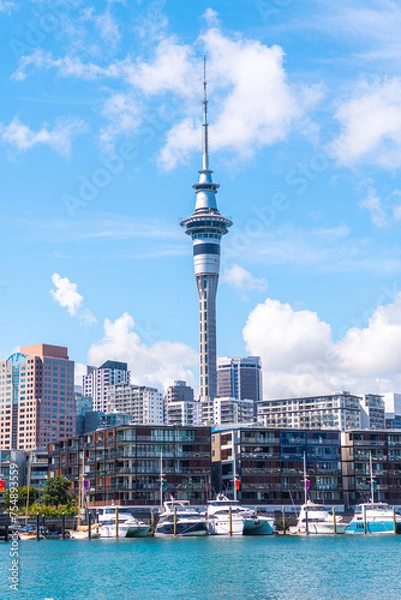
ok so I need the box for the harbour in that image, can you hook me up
[1,535,401,600]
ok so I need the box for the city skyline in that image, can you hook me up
[1,2,401,399]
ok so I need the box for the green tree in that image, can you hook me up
[3,486,39,508]
[41,476,72,507]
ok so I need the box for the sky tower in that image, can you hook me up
[180,61,232,403]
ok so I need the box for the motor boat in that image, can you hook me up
[290,501,347,535]
[155,499,207,536]
[206,495,245,535]
[346,503,401,534]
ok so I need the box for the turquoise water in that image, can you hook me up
[1,535,401,600]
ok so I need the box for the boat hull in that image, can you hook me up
[346,521,401,534]
[243,516,275,535]
[207,517,244,536]
[155,520,207,537]
[290,522,348,535]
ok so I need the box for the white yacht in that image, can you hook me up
[155,499,207,536]
[346,503,401,534]
[206,495,245,535]
[93,506,149,538]
[290,501,347,535]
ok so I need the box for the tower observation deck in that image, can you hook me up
[180,61,232,402]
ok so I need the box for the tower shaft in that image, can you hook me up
[180,63,232,405]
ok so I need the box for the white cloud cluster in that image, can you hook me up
[330,78,401,169]
[0,117,86,157]
[88,312,198,392]
[50,273,96,325]
[159,27,322,169]
[222,264,267,292]
[12,17,322,163]
[243,294,401,399]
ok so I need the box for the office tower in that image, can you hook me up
[180,63,232,402]
[0,344,75,450]
[106,383,164,425]
[83,360,130,413]
[217,356,263,403]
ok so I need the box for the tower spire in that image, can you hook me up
[202,56,209,172]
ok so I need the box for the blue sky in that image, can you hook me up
[1,0,401,397]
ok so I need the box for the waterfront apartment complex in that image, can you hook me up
[83,360,130,413]
[212,425,401,508]
[48,425,212,506]
[0,344,75,450]
[257,391,385,431]
[46,424,401,508]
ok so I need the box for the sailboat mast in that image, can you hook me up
[369,451,375,504]
[303,452,308,505]
[233,440,237,502]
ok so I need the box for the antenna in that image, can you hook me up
[202,56,209,171]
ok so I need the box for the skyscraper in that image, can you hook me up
[180,63,232,402]
[217,357,263,403]
[0,344,75,450]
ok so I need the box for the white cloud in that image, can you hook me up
[330,78,401,169]
[359,187,389,228]
[50,273,83,316]
[126,37,196,96]
[50,273,97,325]
[159,26,323,169]
[243,293,401,399]
[222,264,267,292]
[12,19,322,168]
[95,11,121,45]
[0,117,86,157]
[99,93,142,149]
[88,312,198,393]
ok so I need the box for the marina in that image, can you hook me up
[1,534,401,599]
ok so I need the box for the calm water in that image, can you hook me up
[1,535,400,600]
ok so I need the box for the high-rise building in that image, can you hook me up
[83,360,130,413]
[217,356,263,405]
[0,344,75,450]
[106,383,164,425]
[165,380,198,427]
[180,64,232,403]
[257,391,362,431]
[213,397,254,426]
